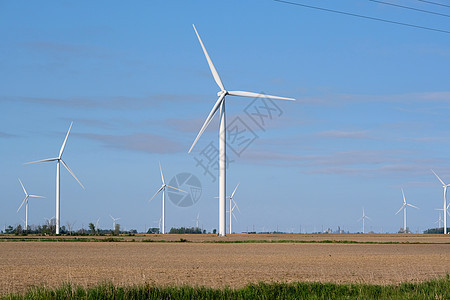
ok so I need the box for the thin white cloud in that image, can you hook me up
[316,130,372,139]
[76,133,183,153]
[302,91,450,107]
[1,94,206,110]
[0,131,16,138]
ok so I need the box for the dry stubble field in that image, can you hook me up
[0,234,449,295]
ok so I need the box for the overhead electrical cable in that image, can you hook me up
[369,0,450,18]
[273,0,450,34]
[416,0,450,9]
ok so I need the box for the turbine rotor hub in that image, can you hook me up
[217,90,227,97]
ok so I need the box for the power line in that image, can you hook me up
[273,0,450,34]
[416,0,450,9]
[369,0,450,18]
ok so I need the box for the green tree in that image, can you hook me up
[88,223,96,235]
[113,224,120,236]
[15,224,23,235]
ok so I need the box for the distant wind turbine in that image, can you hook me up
[357,208,371,234]
[149,162,186,234]
[17,178,45,230]
[395,188,419,233]
[96,217,100,232]
[194,213,200,229]
[188,24,295,236]
[227,183,240,234]
[25,122,84,234]
[435,210,443,229]
[431,170,449,234]
[110,215,120,229]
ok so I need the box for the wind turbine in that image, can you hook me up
[110,215,120,229]
[149,162,186,234]
[194,213,200,229]
[188,24,295,236]
[17,178,45,231]
[395,188,419,233]
[435,210,443,229]
[357,208,371,234]
[431,170,449,234]
[96,217,100,232]
[25,122,84,234]
[227,183,240,234]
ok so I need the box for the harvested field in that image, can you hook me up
[0,234,449,295]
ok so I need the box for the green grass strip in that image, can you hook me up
[3,275,449,299]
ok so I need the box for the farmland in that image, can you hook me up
[0,234,449,296]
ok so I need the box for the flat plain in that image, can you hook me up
[0,234,449,295]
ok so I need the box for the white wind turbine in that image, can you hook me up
[435,209,443,229]
[431,170,449,234]
[149,162,186,234]
[357,208,371,234]
[110,215,120,229]
[25,122,84,234]
[395,188,419,233]
[96,217,100,232]
[227,183,240,234]
[188,24,295,236]
[17,178,45,231]
[194,213,200,229]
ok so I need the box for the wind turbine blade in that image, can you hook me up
[28,195,45,198]
[232,199,241,214]
[357,217,363,222]
[110,215,114,220]
[59,121,73,158]
[17,196,28,212]
[60,160,85,189]
[188,94,225,153]
[166,185,187,193]
[228,90,295,101]
[232,212,238,222]
[24,157,58,164]
[395,205,405,215]
[192,24,225,91]
[408,203,419,209]
[401,188,406,204]
[159,161,165,185]
[231,183,240,198]
[149,186,164,202]
[366,216,372,221]
[431,169,446,186]
[18,178,27,195]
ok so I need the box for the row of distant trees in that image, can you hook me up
[2,224,449,235]
[1,223,209,236]
[1,222,139,236]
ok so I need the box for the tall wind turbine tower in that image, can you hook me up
[25,122,84,234]
[431,170,449,234]
[188,24,295,236]
[17,178,45,230]
[395,188,418,233]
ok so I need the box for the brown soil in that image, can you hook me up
[0,234,449,295]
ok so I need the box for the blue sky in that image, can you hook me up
[1,1,450,234]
